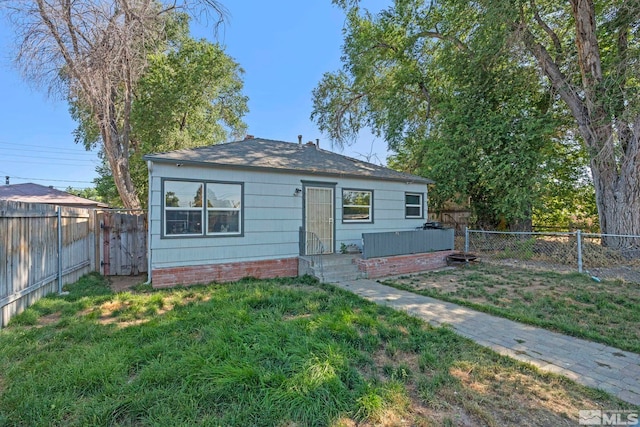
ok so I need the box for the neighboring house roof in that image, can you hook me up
[144,137,434,184]
[0,183,109,208]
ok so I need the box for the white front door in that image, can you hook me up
[305,186,334,255]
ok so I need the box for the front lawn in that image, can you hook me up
[382,263,640,353]
[0,273,633,426]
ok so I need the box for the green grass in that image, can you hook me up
[383,263,640,353]
[0,273,632,426]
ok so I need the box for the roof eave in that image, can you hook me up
[144,156,434,185]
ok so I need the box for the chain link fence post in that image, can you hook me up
[576,230,583,273]
[465,226,469,253]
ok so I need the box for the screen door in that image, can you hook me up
[304,186,334,254]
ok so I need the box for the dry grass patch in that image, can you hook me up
[35,312,62,328]
[74,291,215,328]
[347,325,615,426]
[385,263,640,353]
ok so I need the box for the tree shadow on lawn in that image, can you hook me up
[0,277,632,426]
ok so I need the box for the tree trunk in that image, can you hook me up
[590,131,640,233]
[518,0,640,239]
[110,154,141,210]
[98,109,141,210]
[570,0,640,240]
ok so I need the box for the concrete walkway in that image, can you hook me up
[334,279,640,406]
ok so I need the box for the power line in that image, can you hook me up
[0,140,99,154]
[2,154,100,165]
[0,146,97,157]
[1,159,99,168]
[8,175,95,184]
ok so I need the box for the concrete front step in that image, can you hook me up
[318,257,360,280]
[319,254,361,267]
[321,272,363,283]
[299,254,363,282]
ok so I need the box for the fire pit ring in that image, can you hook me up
[446,252,478,265]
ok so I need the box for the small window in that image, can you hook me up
[405,192,423,218]
[163,179,242,237]
[342,189,373,223]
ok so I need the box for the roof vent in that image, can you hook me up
[298,135,302,145]
[244,134,255,140]
[306,141,316,148]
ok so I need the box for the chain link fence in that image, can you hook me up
[463,229,640,283]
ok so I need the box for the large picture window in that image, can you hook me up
[405,192,423,218]
[164,180,242,237]
[342,189,373,223]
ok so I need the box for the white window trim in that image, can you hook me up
[405,192,423,219]
[342,189,373,223]
[206,207,242,236]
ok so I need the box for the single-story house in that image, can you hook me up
[0,182,109,208]
[144,136,451,287]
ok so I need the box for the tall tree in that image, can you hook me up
[513,0,640,238]
[312,0,584,229]
[2,0,227,209]
[314,0,637,236]
[75,17,248,207]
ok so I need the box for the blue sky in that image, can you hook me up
[0,1,390,190]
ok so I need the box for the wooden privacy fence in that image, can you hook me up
[0,202,148,327]
[0,201,96,327]
[99,211,147,276]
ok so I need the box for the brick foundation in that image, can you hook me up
[152,257,299,288]
[356,250,456,279]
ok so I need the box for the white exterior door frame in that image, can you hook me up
[303,182,335,255]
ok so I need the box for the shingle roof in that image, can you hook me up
[0,183,109,208]
[144,138,433,184]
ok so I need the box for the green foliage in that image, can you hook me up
[533,182,599,231]
[64,186,103,203]
[91,157,124,208]
[313,0,597,229]
[72,13,248,208]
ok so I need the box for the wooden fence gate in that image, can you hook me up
[100,211,147,275]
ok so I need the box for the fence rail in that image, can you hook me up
[465,228,640,283]
[1,202,148,327]
[299,229,326,280]
[0,201,97,327]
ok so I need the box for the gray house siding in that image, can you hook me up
[148,162,428,271]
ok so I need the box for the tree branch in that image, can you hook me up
[516,21,590,141]
[418,81,431,120]
[529,0,563,60]
[411,30,469,52]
